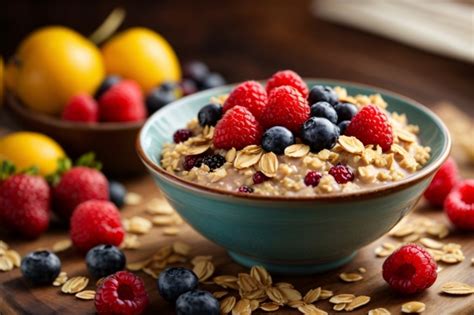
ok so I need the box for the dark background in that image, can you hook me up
[2,0,473,113]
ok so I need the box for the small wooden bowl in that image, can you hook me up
[6,92,145,177]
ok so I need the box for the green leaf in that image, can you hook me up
[75,152,102,170]
[0,160,16,180]
[21,166,40,176]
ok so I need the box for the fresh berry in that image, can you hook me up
[94,75,121,99]
[444,179,474,230]
[304,171,322,187]
[334,102,358,123]
[183,61,209,84]
[200,72,225,90]
[62,94,99,122]
[261,85,310,134]
[223,81,268,120]
[201,154,226,171]
[382,244,437,294]
[180,79,198,96]
[238,185,254,193]
[175,290,220,315]
[329,164,354,184]
[253,171,269,185]
[53,166,109,219]
[308,85,337,106]
[213,106,263,150]
[198,103,223,126]
[0,174,50,238]
[109,180,127,208]
[160,81,179,92]
[95,271,149,315]
[86,244,126,278]
[146,86,178,115]
[301,117,339,152]
[183,155,204,171]
[98,80,146,122]
[158,267,199,303]
[346,105,393,151]
[337,120,351,135]
[261,126,295,155]
[173,129,193,143]
[266,70,309,99]
[20,251,61,285]
[70,200,124,252]
[310,101,338,124]
[424,158,459,207]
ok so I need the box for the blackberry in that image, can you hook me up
[201,154,226,171]
[173,129,193,143]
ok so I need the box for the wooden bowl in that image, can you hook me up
[6,92,145,177]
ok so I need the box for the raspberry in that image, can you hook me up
[261,85,310,134]
[98,80,147,122]
[238,185,254,193]
[444,179,474,230]
[266,70,308,99]
[424,158,459,207]
[329,164,354,184]
[223,81,268,121]
[173,129,193,143]
[62,94,99,122]
[382,244,437,294]
[304,171,322,187]
[213,106,263,150]
[346,105,393,151]
[201,154,226,170]
[95,271,149,315]
[253,171,269,184]
[183,155,203,171]
[70,200,124,252]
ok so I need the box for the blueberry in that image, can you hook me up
[301,117,339,152]
[334,102,358,123]
[21,250,61,285]
[198,103,222,126]
[175,290,219,315]
[181,79,198,96]
[338,120,351,135]
[310,101,338,124]
[160,81,179,92]
[86,244,126,278]
[108,180,126,208]
[183,61,209,83]
[200,73,226,90]
[308,85,337,105]
[94,75,121,99]
[146,88,177,114]
[261,126,295,155]
[158,267,199,303]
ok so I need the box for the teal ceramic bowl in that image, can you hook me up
[137,79,451,274]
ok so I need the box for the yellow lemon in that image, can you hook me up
[102,27,181,92]
[0,132,66,175]
[7,26,105,115]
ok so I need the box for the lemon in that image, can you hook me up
[0,132,66,175]
[102,27,181,92]
[6,26,105,115]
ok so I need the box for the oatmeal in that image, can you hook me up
[160,72,431,196]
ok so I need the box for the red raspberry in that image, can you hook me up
[253,171,269,184]
[0,174,50,239]
[424,158,459,207]
[53,166,109,219]
[383,244,437,294]
[346,105,393,151]
[62,94,99,122]
[261,85,310,134]
[173,129,193,143]
[223,81,268,121]
[329,164,354,184]
[95,271,149,315]
[266,70,308,98]
[213,105,263,150]
[304,171,322,187]
[70,200,124,252]
[98,80,147,122]
[444,179,474,230]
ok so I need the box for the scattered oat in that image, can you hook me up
[220,295,236,314]
[193,260,215,282]
[265,286,287,305]
[163,226,180,236]
[319,289,334,300]
[279,286,302,302]
[172,241,191,256]
[75,290,95,300]
[53,272,68,286]
[213,275,239,290]
[333,303,346,311]
[250,265,272,287]
[4,250,21,267]
[284,144,310,158]
[260,302,280,312]
[401,301,425,313]
[358,267,367,273]
[52,239,72,253]
[61,276,89,294]
[0,256,13,271]
[191,255,212,265]
[120,234,141,250]
[124,192,142,205]
[297,303,328,315]
[369,308,392,315]
[440,282,474,295]
[146,198,175,215]
[303,287,321,304]
[126,259,151,271]
[232,298,251,315]
[329,294,355,304]
[152,215,175,226]
[420,237,444,249]
[345,295,370,311]
[340,272,363,282]
[213,291,228,299]
[127,216,152,234]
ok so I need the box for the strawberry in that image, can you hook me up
[223,81,268,121]
[98,80,147,122]
[62,94,99,122]
[346,105,393,151]
[266,70,308,98]
[213,105,263,150]
[261,85,310,134]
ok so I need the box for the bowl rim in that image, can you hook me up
[136,78,452,202]
[6,92,144,131]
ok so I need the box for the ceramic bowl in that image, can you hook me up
[6,92,145,177]
[137,79,451,274]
